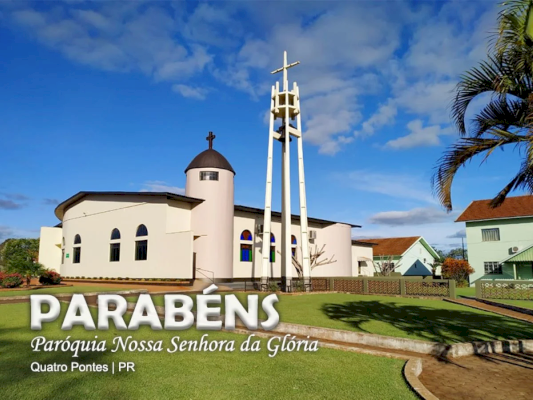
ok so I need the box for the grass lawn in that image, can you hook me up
[128,292,533,344]
[0,303,415,400]
[0,286,127,297]
[455,287,475,298]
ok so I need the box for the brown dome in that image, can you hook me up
[184,149,235,175]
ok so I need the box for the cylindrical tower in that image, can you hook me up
[185,133,235,281]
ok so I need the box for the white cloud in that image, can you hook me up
[384,120,453,150]
[2,0,500,155]
[140,181,185,195]
[368,207,457,226]
[8,5,213,82]
[356,1,498,143]
[357,100,397,136]
[172,84,209,100]
[338,170,437,204]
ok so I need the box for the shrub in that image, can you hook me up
[441,258,474,287]
[1,273,23,288]
[268,281,279,292]
[292,280,304,292]
[39,270,62,285]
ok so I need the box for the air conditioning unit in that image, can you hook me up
[511,246,519,254]
[309,230,317,240]
[256,224,264,235]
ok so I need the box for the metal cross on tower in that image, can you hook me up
[206,131,216,149]
[261,51,311,292]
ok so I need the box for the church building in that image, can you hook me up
[38,135,364,282]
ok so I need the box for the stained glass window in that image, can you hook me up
[240,230,252,241]
[241,244,252,262]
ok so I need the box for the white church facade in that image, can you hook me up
[38,52,374,284]
[38,138,364,282]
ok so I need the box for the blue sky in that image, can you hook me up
[0,0,525,251]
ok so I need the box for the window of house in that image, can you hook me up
[482,228,500,242]
[270,233,275,262]
[200,171,219,181]
[291,235,297,258]
[111,228,121,240]
[484,261,502,274]
[73,234,81,263]
[61,249,65,264]
[135,240,148,261]
[240,244,252,262]
[240,230,252,241]
[239,230,253,262]
[110,243,120,262]
[73,247,81,264]
[135,225,148,261]
[136,224,148,237]
[358,261,364,275]
[270,246,276,262]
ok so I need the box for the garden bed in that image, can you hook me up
[63,278,193,286]
[0,283,72,292]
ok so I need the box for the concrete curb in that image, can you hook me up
[404,358,439,400]
[0,289,148,302]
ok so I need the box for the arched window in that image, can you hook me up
[111,228,121,240]
[136,224,148,237]
[270,233,275,262]
[135,225,148,261]
[110,228,121,262]
[291,235,297,257]
[240,230,252,241]
[61,237,65,264]
[240,229,253,262]
[73,234,81,264]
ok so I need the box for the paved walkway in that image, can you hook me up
[420,352,533,400]
[447,297,533,324]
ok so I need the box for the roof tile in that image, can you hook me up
[456,195,533,222]
[356,236,420,256]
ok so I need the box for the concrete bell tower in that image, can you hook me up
[261,51,311,292]
[185,132,235,281]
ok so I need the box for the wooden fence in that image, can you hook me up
[476,280,533,300]
[311,276,456,298]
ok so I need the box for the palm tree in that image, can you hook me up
[433,0,533,211]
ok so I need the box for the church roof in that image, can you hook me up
[185,149,235,175]
[54,191,204,221]
[234,204,361,228]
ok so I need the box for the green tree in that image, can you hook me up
[447,247,468,260]
[433,0,533,211]
[1,238,44,286]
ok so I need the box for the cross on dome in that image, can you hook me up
[206,131,216,149]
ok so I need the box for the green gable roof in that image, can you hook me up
[501,244,533,263]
